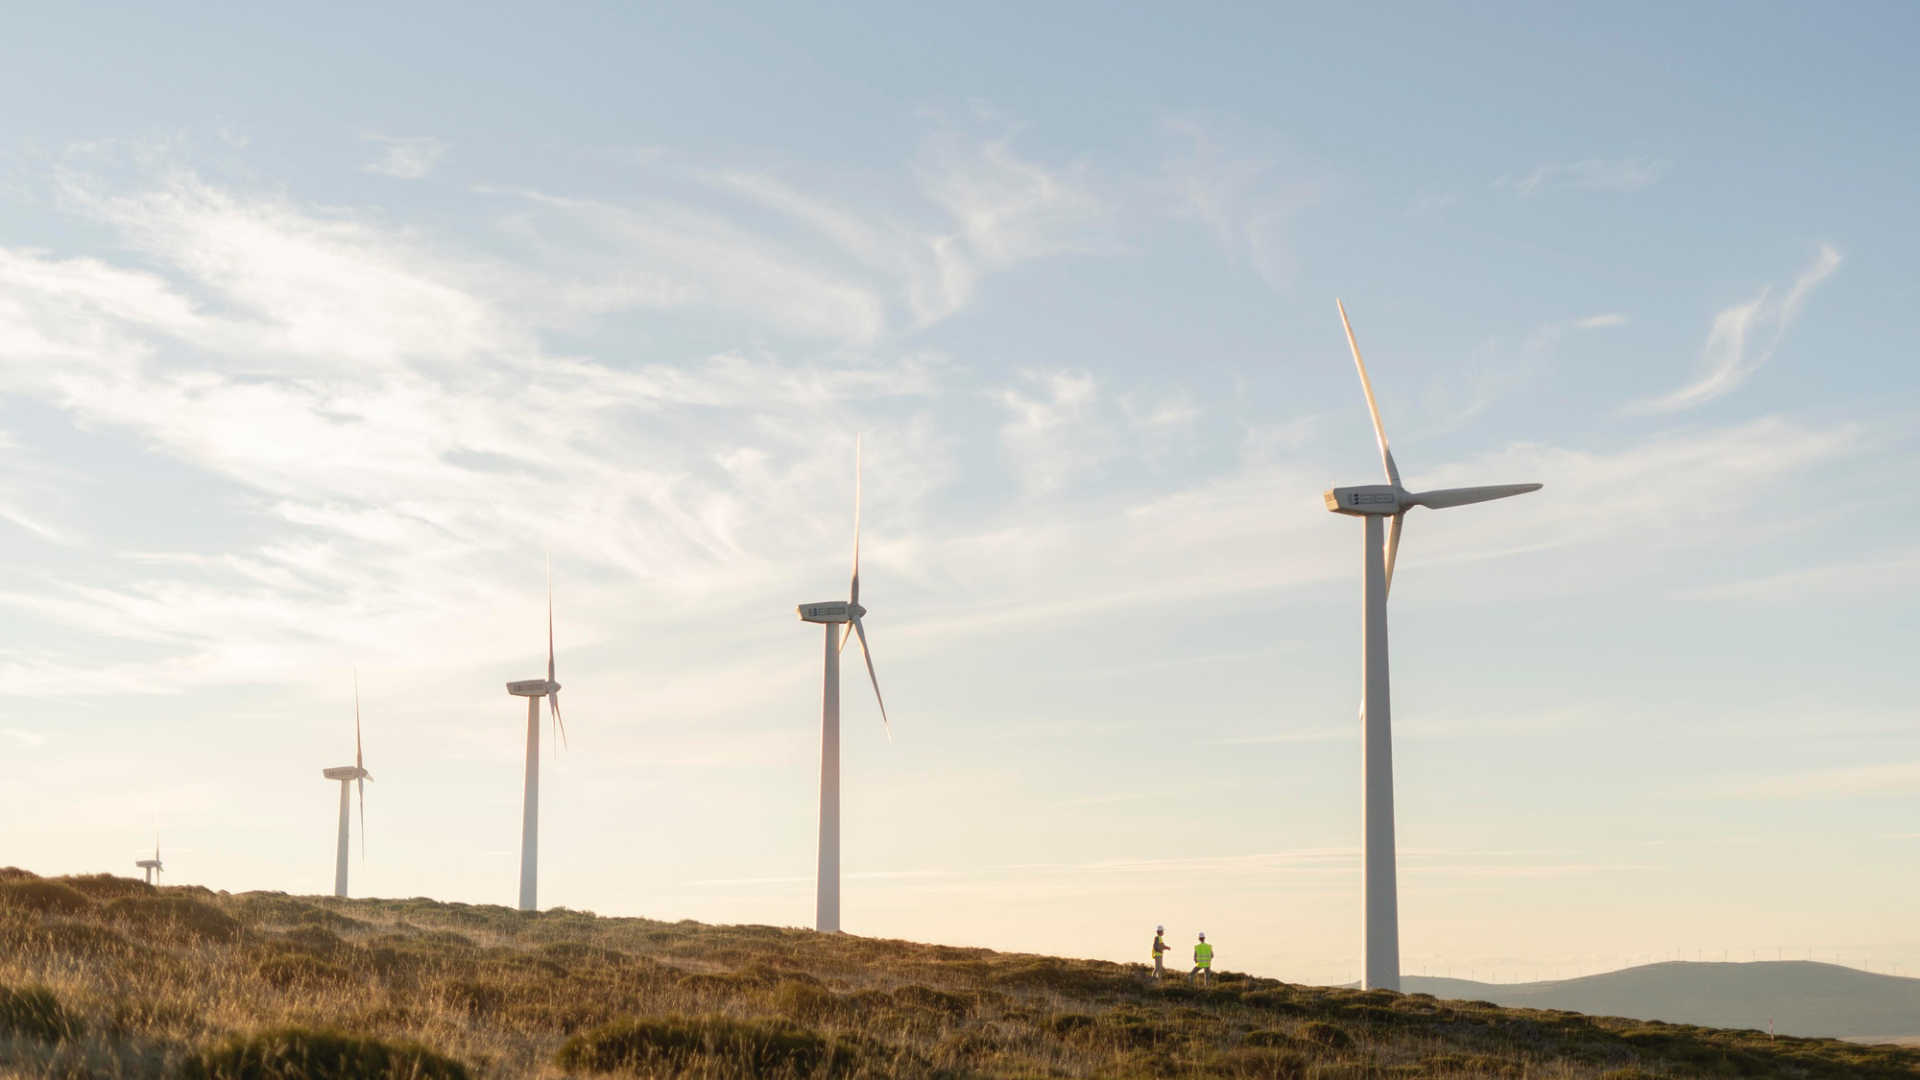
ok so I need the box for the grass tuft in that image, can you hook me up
[554,1014,842,1077]
[103,895,244,942]
[0,983,84,1043]
[1300,1019,1355,1049]
[56,874,155,901]
[179,1026,472,1080]
[0,880,95,915]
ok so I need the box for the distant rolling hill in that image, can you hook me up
[1401,961,1920,1040]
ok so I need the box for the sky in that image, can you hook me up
[2,3,1917,987]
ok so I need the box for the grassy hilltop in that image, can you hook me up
[3,869,1916,1079]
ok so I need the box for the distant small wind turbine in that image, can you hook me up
[796,438,889,933]
[1323,300,1542,991]
[506,557,568,912]
[321,672,372,898]
[134,837,163,885]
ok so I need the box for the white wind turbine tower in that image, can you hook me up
[321,674,372,898]
[1323,300,1542,991]
[506,559,568,912]
[796,438,890,933]
[134,837,163,885]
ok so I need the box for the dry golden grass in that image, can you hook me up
[2,868,1916,1078]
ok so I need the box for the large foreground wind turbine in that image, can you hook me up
[320,675,371,898]
[506,559,568,912]
[134,838,163,885]
[796,438,890,933]
[1323,300,1541,991]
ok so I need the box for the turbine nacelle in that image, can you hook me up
[507,678,560,697]
[1325,484,1403,515]
[322,765,371,781]
[798,600,866,624]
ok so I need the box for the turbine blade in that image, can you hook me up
[1384,511,1404,595]
[850,434,862,607]
[1409,483,1542,509]
[547,552,556,684]
[357,776,367,860]
[851,617,890,741]
[550,691,568,750]
[1336,299,1401,488]
[354,668,364,771]
[838,622,853,655]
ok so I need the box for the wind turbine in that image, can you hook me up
[1322,299,1541,991]
[134,837,163,885]
[506,557,568,912]
[796,438,889,933]
[320,673,371,899]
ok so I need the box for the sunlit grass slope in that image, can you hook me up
[3,868,1916,1078]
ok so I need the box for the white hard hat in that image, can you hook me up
[1198,931,1206,938]
[1156,925,1164,933]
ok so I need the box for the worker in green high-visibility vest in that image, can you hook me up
[1190,931,1214,985]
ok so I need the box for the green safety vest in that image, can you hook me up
[1194,942,1213,967]
[1152,936,1167,958]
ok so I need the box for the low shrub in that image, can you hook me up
[103,895,243,941]
[437,979,508,1017]
[253,953,352,990]
[772,979,835,1021]
[1299,1020,1354,1050]
[1208,1046,1309,1078]
[58,873,153,900]
[675,971,758,998]
[891,984,969,1017]
[179,1026,471,1079]
[537,941,628,966]
[1339,1003,1400,1025]
[0,879,94,915]
[292,907,369,934]
[0,983,83,1043]
[1243,988,1310,1016]
[555,1015,843,1076]
[25,919,135,958]
[987,959,1127,997]
[1099,1012,1177,1048]
[1050,1013,1096,1035]
[1244,1028,1298,1048]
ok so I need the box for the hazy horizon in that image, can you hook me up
[3,3,1917,987]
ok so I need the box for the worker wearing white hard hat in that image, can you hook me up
[1150,925,1172,978]
[1190,931,1214,985]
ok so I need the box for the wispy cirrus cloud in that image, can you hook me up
[1634,245,1842,413]
[0,148,1877,713]
[995,369,1104,494]
[1159,114,1319,289]
[914,134,1112,322]
[1404,312,1627,439]
[1496,157,1668,195]
[361,135,448,180]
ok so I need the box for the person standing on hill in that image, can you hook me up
[1150,925,1171,978]
[1191,931,1214,985]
